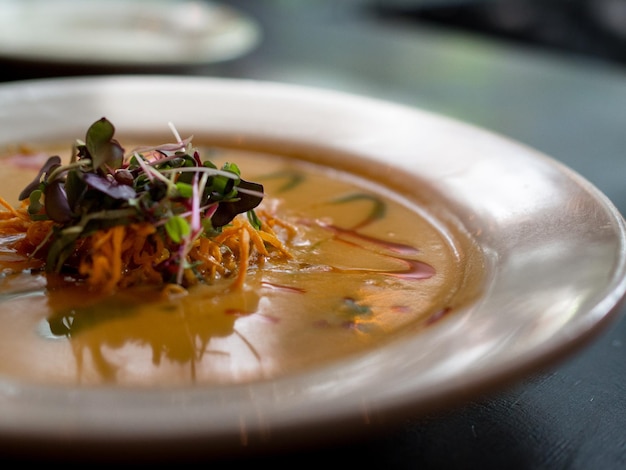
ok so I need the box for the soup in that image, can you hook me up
[0,137,485,387]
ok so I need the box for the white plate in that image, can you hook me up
[0,0,260,67]
[0,76,624,460]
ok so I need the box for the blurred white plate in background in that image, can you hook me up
[0,0,260,67]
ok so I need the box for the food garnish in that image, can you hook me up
[0,118,292,294]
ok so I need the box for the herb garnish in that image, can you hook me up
[19,117,264,286]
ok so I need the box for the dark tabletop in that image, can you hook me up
[3,1,626,467]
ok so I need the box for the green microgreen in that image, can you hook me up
[164,215,191,244]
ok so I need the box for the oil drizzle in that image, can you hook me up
[318,221,421,256]
[319,221,435,280]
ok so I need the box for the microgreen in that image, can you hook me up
[164,215,191,244]
[19,117,265,282]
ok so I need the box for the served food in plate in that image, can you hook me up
[2,117,282,294]
[0,118,484,387]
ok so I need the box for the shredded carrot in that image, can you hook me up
[231,224,250,290]
[0,200,293,296]
[0,197,20,218]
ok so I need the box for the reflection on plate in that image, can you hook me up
[0,0,261,67]
[0,76,624,461]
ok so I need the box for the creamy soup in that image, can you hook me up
[0,139,484,387]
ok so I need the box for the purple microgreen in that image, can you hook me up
[211,179,264,228]
[193,150,202,166]
[191,172,201,234]
[43,180,73,224]
[18,155,62,200]
[205,204,218,218]
[83,172,137,200]
[168,121,184,146]
[129,137,192,156]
